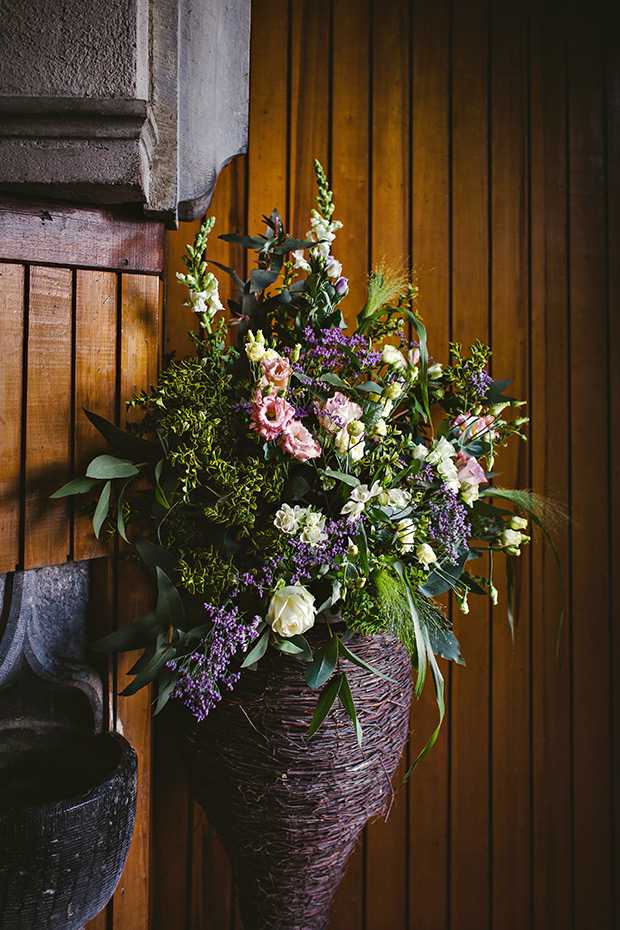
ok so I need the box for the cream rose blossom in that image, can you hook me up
[266,584,316,637]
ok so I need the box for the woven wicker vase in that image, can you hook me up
[179,631,413,930]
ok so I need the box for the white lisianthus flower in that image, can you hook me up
[460,482,480,507]
[245,329,267,363]
[396,518,417,553]
[427,362,443,379]
[341,480,382,519]
[416,542,437,567]
[379,487,411,508]
[510,515,528,531]
[325,255,343,279]
[266,584,316,637]
[501,526,530,555]
[382,345,407,368]
[413,443,429,462]
[291,249,310,271]
[274,503,305,535]
[370,418,387,438]
[335,419,366,460]
[427,437,459,490]
[426,436,456,466]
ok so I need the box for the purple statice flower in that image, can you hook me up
[286,517,358,585]
[464,363,493,400]
[169,603,260,721]
[296,327,382,371]
[426,485,471,560]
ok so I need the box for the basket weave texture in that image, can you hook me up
[179,630,413,930]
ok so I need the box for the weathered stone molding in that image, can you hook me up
[0,0,251,226]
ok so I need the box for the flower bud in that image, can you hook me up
[384,382,401,400]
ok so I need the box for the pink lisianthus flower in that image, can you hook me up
[317,391,363,434]
[250,391,295,440]
[260,353,292,392]
[453,412,496,439]
[454,451,487,487]
[280,421,322,461]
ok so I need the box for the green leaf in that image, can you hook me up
[93,480,111,539]
[155,567,185,629]
[423,608,465,665]
[218,232,266,250]
[506,553,515,640]
[119,644,175,696]
[323,468,360,488]
[272,635,312,659]
[240,628,270,668]
[305,635,339,689]
[307,673,343,739]
[83,409,159,461]
[89,610,161,653]
[51,476,100,498]
[86,455,139,480]
[398,626,445,784]
[355,381,383,395]
[410,315,431,424]
[153,667,177,715]
[318,373,351,390]
[338,640,396,682]
[394,561,427,698]
[285,475,311,500]
[134,538,179,579]
[338,674,363,748]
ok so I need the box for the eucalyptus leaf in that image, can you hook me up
[155,567,185,629]
[89,610,160,653]
[93,480,111,539]
[322,468,360,488]
[119,644,175,696]
[86,455,139,480]
[50,476,100,499]
[134,538,179,579]
[338,640,396,682]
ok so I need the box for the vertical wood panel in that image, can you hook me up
[112,273,161,930]
[568,5,614,926]
[328,3,371,925]
[408,1,451,926]
[449,0,491,927]
[0,263,24,573]
[24,265,72,569]
[490,2,532,927]
[74,270,118,561]
[289,0,330,236]
[364,2,412,928]
[529,2,573,926]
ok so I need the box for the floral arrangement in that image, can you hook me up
[55,162,541,768]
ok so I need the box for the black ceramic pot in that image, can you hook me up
[0,730,137,930]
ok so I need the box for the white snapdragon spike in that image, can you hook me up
[245,329,267,363]
[396,518,416,553]
[188,272,224,318]
[416,543,437,568]
[266,584,316,637]
[341,480,382,520]
[382,345,407,368]
[291,249,310,272]
[427,437,459,490]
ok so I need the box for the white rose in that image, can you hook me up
[300,524,328,546]
[382,345,407,368]
[396,518,417,553]
[416,542,438,567]
[274,504,303,535]
[302,510,326,530]
[266,584,316,637]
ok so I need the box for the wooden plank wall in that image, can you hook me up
[161,0,619,928]
[0,199,163,930]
